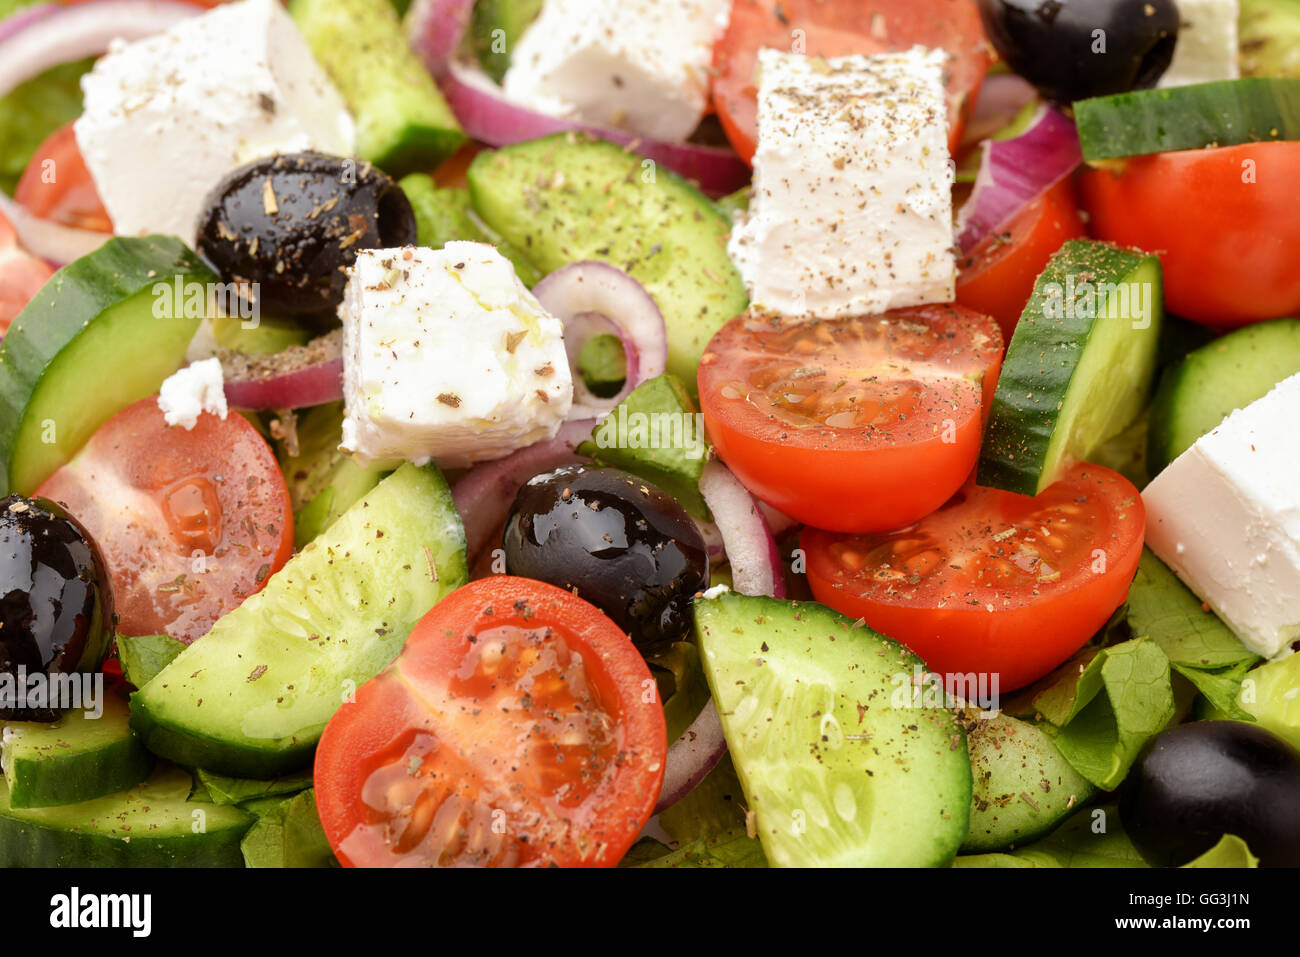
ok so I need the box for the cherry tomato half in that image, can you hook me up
[15,122,112,233]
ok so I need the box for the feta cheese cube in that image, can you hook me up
[158,357,228,430]
[1158,0,1240,87]
[502,0,730,142]
[1143,372,1300,659]
[340,242,573,469]
[728,48,956,320]
[74,0,354,242]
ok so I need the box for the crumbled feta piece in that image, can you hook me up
[728,48,956,320]
[1158,0,1240,87]
[1143,372,1300,659]
[74,0,354,242]
[340,242,573,469]
[502,0,730,142]
[158,357,228,430]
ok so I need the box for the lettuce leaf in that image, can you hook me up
[0,58,93,195]
[624,828,767,868]
[240,789,336,868]
[1011,803,1147,868]
[1182,834,1258,868]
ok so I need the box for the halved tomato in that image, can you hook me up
[14,122,112,233]
[36,397,293,644]
[802,464,1145,691]
[712,0,992,163]
[314,576,666,868]
[0,210,54,336]
[698,305,1003,533]
[956,178,1086,343]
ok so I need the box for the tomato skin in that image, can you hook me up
[1079,141,1300,327]
[802,464,1145,691]
[36,398,293,644]
[14,123,112,233]
[698,305,1003,534]
[712,0,991,163]
[956,178,1085,343]
[0,211,55,335]
[315,577,666,868]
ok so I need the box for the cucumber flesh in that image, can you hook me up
[0,236,212,494]
[694,591,971,867]
[130,463,468,777]
[2,688,153,808]
[468,134,748,389]
[0,766,251,867]
[979,239,1164,495]
[1148,318,1300,474]
[1075,77,1300,160]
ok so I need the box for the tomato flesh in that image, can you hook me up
[712,0,991,163]
[315,577,666,868]
[1079,141,1300,328]
[0,210,54,336]
[15,122,112,233]
[36,397,293,644]
[802,464,1145,691]
[698,305,1003,533]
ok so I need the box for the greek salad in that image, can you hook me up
[0,0,1297,870]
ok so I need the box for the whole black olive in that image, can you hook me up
[503,466,709,653]
[195,152,417,317]
[978,0,1179,103]
[1119,721,1300,867]
[0,495,114,720]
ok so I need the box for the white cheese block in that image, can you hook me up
[1143,371,1300,659]
[728,47,956,320]
[502,0,730,142]
[74,0,354,243]
[158,357,227,430]
[340,242,573,469]
[1158,0,1240,87]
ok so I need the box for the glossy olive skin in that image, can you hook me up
[503,466,709,653]
[978,0,1178,103]
[0,496,114,720]
[196,152,417,317]
[1119,721,1300,867]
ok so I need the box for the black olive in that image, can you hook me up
[195,152,417,317]
[978,0,1179,103]
[503,466,709,654]
[1119,721,1300,867]
[0,495,114,721]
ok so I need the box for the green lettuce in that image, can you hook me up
[1182,834,1258,868]
[240,789,336,868]
[1011,804,1147,868]
[624,828,766,868]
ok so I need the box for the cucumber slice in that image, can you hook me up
[694,591,971,867]
[468,0,544,84]
[0,766,251,867]
[211,314,310,355]
[116,633,186,688]
[1075,78,1300,160]
[2,689,153,808]
[0,236,213,494]
[468,134,748,390]
[960,710,1096,853]
[1240,0,1300,78]
[978,240,1164,495]
[289,0,465,176]
[1148,318,1300,473]
[130,463,468,777]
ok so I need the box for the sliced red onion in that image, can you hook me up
[405,0,474,78]
[694,517,725,561]
[757,501,800,539]
[698,460,785,599]
[220,331,343,411]
[451,418,594,567]
[532,261,667,421]
[654,699,727,814]
[0,193,108,267]
[960,72,1038,148]
[954,104,1081,254]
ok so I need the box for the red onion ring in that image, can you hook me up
[0,193,107,267]
[959,72,1038,149]
[698,460,785,599]
[954,104,1081,254]
[405,0,474,78]
[220,332,344,411]
[654,699,727,814]
[531,261,667,421]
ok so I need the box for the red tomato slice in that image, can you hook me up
[956,178,1086,343]
[698,305,1003,533]
[1079,141,1300,328]
[315,576,666,868]
[712,0,992,163]
[14,122,112,233]
[802,464,1145,691]
[0,210,54,336]
[36,397,293,644]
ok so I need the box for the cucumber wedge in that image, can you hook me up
[0,236,213,494]
[979,240,1164,495]
[2,689,153,808]
[0,766,251,867]
[130,463,468,777]
[1075,77,1300,160]
[694,591,971,867]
